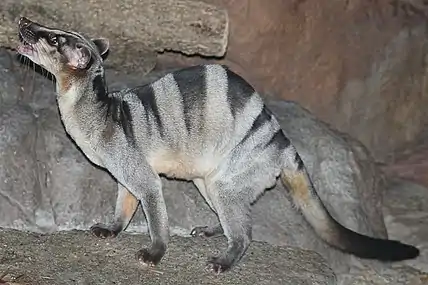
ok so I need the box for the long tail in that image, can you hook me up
[280,148,419,261]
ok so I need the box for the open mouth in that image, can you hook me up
[17,32,36,56]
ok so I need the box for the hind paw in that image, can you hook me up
[190,224,223,238]
[190,226,212,237]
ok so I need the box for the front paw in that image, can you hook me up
[136,243,166,267]
[90,223,118,239]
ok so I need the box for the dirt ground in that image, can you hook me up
[0,229,335,285]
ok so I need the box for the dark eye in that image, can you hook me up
[48,34,58,46]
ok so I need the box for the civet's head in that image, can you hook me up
[17,17,109,76]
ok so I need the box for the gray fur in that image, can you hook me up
[16,17,419,272]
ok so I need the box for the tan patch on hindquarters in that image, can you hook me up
[122,189,139,220]
[280,170,311,205]
[281,170,335,240]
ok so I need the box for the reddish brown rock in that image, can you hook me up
[158,0,428,162]
[383,141,428,187]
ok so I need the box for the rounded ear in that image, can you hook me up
[66,44,91,69]
[92,38,109,56]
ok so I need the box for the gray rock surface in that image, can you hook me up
[0,48,425,284]
[0,229,337,285]
[383,178,428,274]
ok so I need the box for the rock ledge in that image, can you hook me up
[0,229,336,285]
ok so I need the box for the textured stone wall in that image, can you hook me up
[160,0,428,162]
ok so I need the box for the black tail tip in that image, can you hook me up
[341,228,421,261]
[368,240,420,262]
[390,242,420,261]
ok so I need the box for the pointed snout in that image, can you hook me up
[18,17,40,44]
[18,17,33,28]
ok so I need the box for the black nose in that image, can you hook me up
[18,17,32,28]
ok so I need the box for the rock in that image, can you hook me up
[157,0,428,162]
[0,0,228,72]
[0,229,337,285]
[326,173,428,284]
[0,103,40,231]
[379,135,428,277]
[383,178,428,274]
[382,142,428,188]
[0,49,20,104]
[338,265,428,285]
